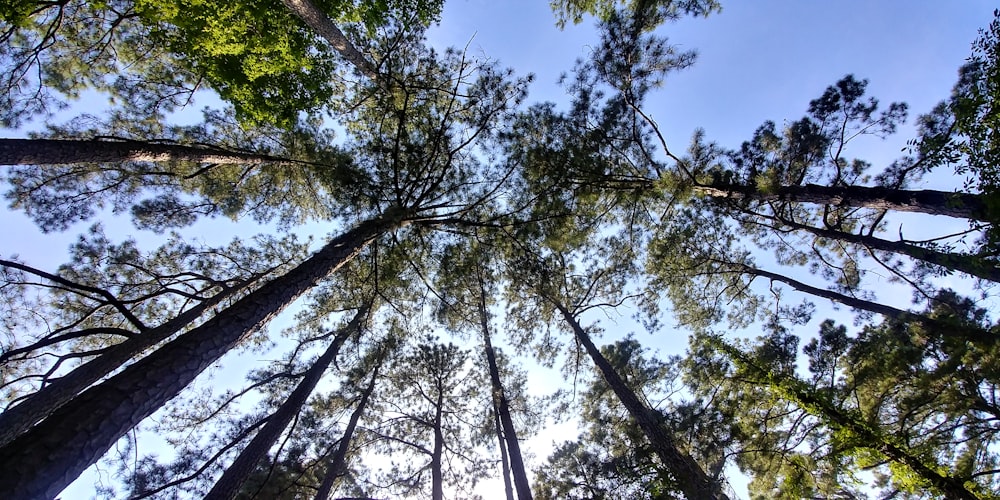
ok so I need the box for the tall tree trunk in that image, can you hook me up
[0,138,297,166]
[737,263,996,345]
[279,0,379,79]
[205,304,371,500]
[431,390,445,500]
[315,358,382,500]
[492,407,515,500]
[552,301,730,500]
[693,182,989,222]
[477,288,533,500]
[0,278,251,448]
[717,340,983,500]
[753,214,1000,283]
[0,215,401,500]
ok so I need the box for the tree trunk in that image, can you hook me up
[315,359,381,500]
[0,138,296,166]
[205,304,370,500]
[0,215,399,500]
[759,215,1000,283]
[431,390,445,500]
[738,263,996,345]
[0,279,251,448]
[720,341,982,500]
[492,407,515,500]
[477,290,533,500]
[693,182,989,222]
[553,302,729,500]
[280,0,379,79]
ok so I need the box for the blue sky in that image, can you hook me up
[431,1,994,161]
[3,1,998,498]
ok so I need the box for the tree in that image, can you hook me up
[0,137,303,166]
[523,12,998,322]
[366,338,490,499]
[0,16,528,495]
[645,202,998,346]
[0,231,306,447]
[0,0,444,127]
[432,235,537,500]
[204,302,372,499]
[0,213,403,499]
[931,10,1000,249]
[2,113,366,232]
[120,241,411,499]
[550,0,720,29]
[2,3,997,499]
[501,211,729,499]
[551,295,729,500]
[314,354,383,500]
[535,337,718,499]
[689,181,991,222]
[1,0,187,128]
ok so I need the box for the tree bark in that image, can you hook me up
[280,0,379,79]
[0,215,399,500]
[0,279,251,448]
[431,388,445,500]
[315,360,381,500]
[693,182,989,222]
[205,304,370,500]
[0,138,296,166]
[754,214,1000,283]
[492,407,515,500]
[553,302,730,500]
[477,289,532,500]
[738,263,996,344]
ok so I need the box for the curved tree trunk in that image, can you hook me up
[315,359,381,500]
[553,301,730,500]
[0,278,251,448]
[737,263,997,345]
[205,304,370,500]
[280,0,379,79]
[694,182,989,222]
[0,215,399,500]
[0,138,296,166]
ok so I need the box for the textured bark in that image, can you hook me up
[477,289,532,500]
[739,264,996,344]
[280,0,379,79]
[694,182,989,222]
[0,216,397,500]
[315,362,380,500]
[0,138,296,166]
[0,279,250,448]
[554,303,729,500]
[205,304,370,500]
[763,216,1000,283]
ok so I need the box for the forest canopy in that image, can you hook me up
[1,1,998,499]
